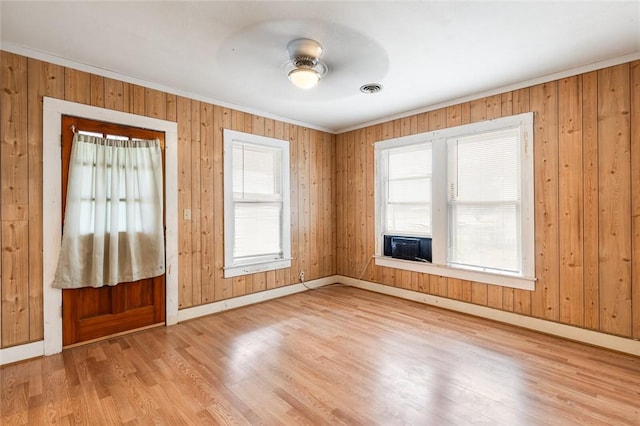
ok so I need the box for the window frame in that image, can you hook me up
[375,112,535,290]
[223,129,291,278]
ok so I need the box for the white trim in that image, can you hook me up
[178,276,335,322]
[222,129,291,278]
[341,276,640,357]
[0,341,44,366]
[42,97,179,356]
[1,42,333,134]
[337,52,640,133]
[223,259,292,279]
[4,274,639,364]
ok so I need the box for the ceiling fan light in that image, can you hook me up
[288,68,320,89]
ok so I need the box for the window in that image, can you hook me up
[223,129,291,277]
[63,117,165,236]
[76,131,158,235]
[375,113,535,289]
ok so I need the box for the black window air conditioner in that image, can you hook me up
[383,235,432,262]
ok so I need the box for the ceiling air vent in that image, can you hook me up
[360,83,383,94]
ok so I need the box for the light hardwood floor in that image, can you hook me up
[2,285,639,425]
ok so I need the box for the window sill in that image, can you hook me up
[224,258,291,278]
[374,256,535,291]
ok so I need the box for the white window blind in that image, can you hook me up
[447,128,521,273]
[232,142,283,261]
[384,143,432,236]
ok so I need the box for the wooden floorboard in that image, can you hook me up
[2,285,639,425]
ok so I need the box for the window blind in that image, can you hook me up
[447,128,521,273]
[385,143,432,235]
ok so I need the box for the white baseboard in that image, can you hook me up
[3,274,638,365]
[340,276,640,357]
[177,276,338,322]
[0,341,44,366]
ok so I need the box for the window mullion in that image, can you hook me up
[431,137,448,265]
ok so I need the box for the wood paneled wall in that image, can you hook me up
[0,51,336,348]
[2,48,638,348]
[336,61,640,339]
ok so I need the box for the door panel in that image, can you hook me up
[61,116,166,347]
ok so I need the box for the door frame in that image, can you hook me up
[42,97,179,355]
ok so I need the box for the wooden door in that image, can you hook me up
[61,116,166,346]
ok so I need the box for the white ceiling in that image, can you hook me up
[2,1,639,133]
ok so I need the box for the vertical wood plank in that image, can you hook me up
[309,130,322,280]
[486,94,502,119]
[400,117,411,137]
[90,74,104,108]
[355,130,367,282]
[121,81,132,113]
[400,270,412,290]
[104,78,125,112]
[190,101,202,305]
[64,68,91,104]
[298,127,311,282]
[531,81,560,321]
[145,88,166,120]
[289,124,300,285]
[27,58,64,341]
[200,103,215,302]
[328,130,337,276]
[214,108,227,298]
[252,272,266,294]
[631,61,640,339]
[416,112,429,133]
[344,131,355,279]
[166,94,177,122]
[1,52,29,347]
[318,129,329,279]
[582,71,600,330]
[334,134,343,276]
[1,221,30,346]
[428,108,446,131]
[558,76,585,326]
[365,126,378,282]
[598,64,632,336]
[177,96,193,308]
[130,84,146,116]
[469,98,487,123]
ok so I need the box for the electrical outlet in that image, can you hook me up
[299,271,305,282]
[184,209,191,220]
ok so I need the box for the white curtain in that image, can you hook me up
[53,133,165,289]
